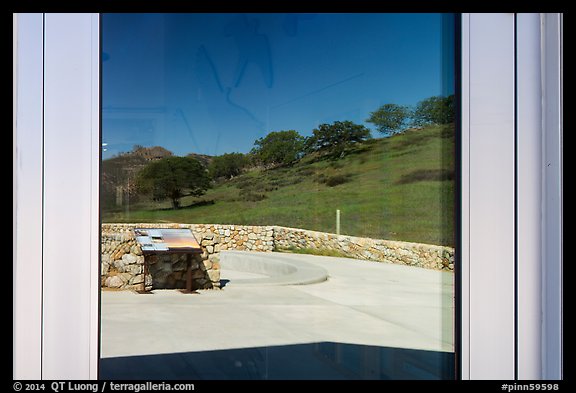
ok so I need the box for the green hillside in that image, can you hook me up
[102,124,455,247]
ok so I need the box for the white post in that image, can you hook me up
[336,209,341,235]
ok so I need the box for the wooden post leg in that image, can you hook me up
[144,259,149,292]
[142,261,146,293]
[186,253,193,293]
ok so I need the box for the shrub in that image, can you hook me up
[396,169,454,184]
[235,177,257,190]
[238,188,267,202]
[295,167,315,177]
[314,173,327,184]
[323,174,350,187]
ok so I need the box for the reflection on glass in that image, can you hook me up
[100,13,457,380]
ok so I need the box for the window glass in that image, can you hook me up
[100,13,457,380]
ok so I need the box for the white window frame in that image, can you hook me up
[13,13,100,379]
[13,12,562,380]
[540,13,563,380]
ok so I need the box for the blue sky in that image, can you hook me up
[102,13,455,159]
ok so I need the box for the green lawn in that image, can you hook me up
[103,124,456,246]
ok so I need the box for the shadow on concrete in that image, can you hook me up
[100,342,454,380]
[219,279,230,288]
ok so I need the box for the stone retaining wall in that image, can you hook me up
[101,223,454,290]
[273,226,454,271]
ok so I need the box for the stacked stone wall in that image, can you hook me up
[101,223,454,290]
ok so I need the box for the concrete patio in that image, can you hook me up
[100,251,455,380]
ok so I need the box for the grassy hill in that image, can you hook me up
[102,124,455,247]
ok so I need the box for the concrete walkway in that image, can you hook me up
[219,250,329,286]
[100,251,454,379]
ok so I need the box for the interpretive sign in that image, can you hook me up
[133,228,202,293]
[134,228,201,253]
